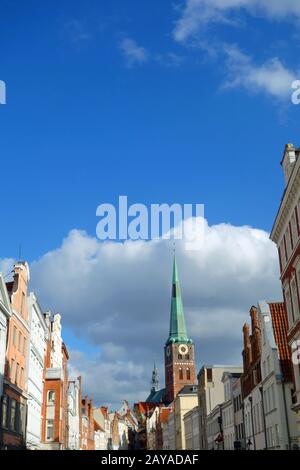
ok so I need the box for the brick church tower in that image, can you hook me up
[164,257,196,403]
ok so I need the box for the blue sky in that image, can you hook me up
[0,0,299,406]
[2,0,300,260]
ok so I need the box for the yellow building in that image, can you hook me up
[174,385,198,450]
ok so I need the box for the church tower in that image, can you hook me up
[164,256,196,403]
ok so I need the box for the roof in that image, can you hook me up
[167,256,192,345]
[145,387,167,404]
[268,302,293,382]
[134,402,155,416]
[94,420,105,433]
[159,408,171,424]
[178,384,198,395]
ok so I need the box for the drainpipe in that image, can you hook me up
[249,396,256,450]
[259,386,268,450]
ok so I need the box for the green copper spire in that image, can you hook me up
[167,256,192,345]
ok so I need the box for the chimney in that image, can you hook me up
[250,306,259,331]
[281,143,297,186]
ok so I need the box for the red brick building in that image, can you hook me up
[81,395,94,450]
[41,313,69,449]
[241,306,262,398]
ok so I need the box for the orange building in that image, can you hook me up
[1,262,30,449]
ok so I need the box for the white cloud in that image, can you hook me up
[119,38,149,67]
[222,44,297,98]
[19,218,282,408]
[173,0,300,42]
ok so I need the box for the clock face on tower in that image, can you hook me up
[178,344,189,355]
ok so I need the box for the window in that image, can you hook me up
[291,212,298,248]
[291,277,299,320]
[48,390,56,404]
[13,326,17,346]
[179,368,183,380]
[206,368,212,382]
[15,363,19,385]
[178,354,183,360]
[10,399,16,431]
[1,395,8,428]
[186,368,191,380]
[46,419,54,440]
[285,229,292,259]
[10,359,15,381]
[284,287,294,328]
[23,337,27,355]
[20,367,24,387]
[20,292,25,317]
[18,332,22,352]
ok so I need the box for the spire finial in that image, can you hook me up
[151,361,159,393]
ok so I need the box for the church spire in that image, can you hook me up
[151,362,159,393]
[167,256,192,345]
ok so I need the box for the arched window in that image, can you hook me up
[186,368,191,380]
[179,368,183,380]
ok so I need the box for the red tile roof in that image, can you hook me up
[268,302,293,383]
[159,408,171,424]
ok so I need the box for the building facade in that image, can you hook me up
[0,274,12,399]
[270,143,300,442]
[183,406,199,450]
[258,301,299,449]
[1,262,30,449]
[26,292,48,449]
[197,365,243,449]
[174,385,198,450]
[41,313,69,450]
[221,372,242,450]
[67,376,82,450]
[232,378,245,449]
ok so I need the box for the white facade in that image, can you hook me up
[244,384,265,450]
[198,365,243,449]
[26,293,48,449]
[221,372,242,450]
[146,406,159,450]
[67,378,81,449]
[93,407,111,450]
[232,378,245,449]
[50,313,63,368]
[167,411,175,450]
[270,143,300,442]
[184,406,199,450]
[0,274,11,398]
[206,405,223,450]
[258,301,299,449]
[94,427,106,450]
[222,400,234,450]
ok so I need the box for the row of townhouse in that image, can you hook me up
[155,300,300,450]
[0,261,137,450]
[144,144,300,450]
